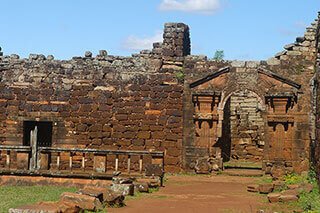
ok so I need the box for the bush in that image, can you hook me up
[213,50,224,61]
[283,170,320,211]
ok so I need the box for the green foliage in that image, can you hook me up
[213,50,225,61]
[257,176,273,184]
[284,173,307,185]
[175,71,185,82]
[149,187,159,193]
[0,185,77,212]
[281,170,320,212]
[298,189,320,212]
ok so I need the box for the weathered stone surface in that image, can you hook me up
[247,184,259,193]
[112,177,134,184]
[194,157,211,174]
[134,182,149,193]
[273,181,285,191]
[9,201,81,213]
[259,183,274,194]
[145,164,164,177]
[60,192,103,211]
[77,187,104,202]
[279,194,299,202]
[110,183,134,196]
[77,186,125,207]
[267,192,281,203]
[0,13,318,178]
[103,188,125,207]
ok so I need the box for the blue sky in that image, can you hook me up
[0,0,319,60]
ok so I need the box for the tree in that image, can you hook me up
[213,50,224,61]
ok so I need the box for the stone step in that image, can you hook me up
[223,168,263,177]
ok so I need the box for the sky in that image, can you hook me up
[0,0,319,60]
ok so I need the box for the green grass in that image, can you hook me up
[294,170,320,212]
[271,170,320,212]
[0,185,77,212]
[256,175,273,184]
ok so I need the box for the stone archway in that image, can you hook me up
[217,90,266,164]
[185,66,303,175]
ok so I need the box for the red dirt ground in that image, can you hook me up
[110,174,286,213]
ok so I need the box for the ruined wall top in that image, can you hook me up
[0,12,320,78]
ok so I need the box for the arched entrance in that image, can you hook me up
[217,90,266,164]
[186,66,304,175]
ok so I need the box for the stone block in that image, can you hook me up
[60,192,103,211]
[273,181,285,191]
[110,183,134,196]
[16,152,29,170]
[137,131,151,139]
[134,182,149,193]
[9,201,82,213]
[39,153,49,170]
[93,155,106,173]
[247,184,259,193]
[267,192,281,203]
[103,188,125,207]
[279,194,299,202]
[145,164,164,177]
[77,187,104,202]
[259,183,274,194]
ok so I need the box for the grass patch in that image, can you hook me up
[294,170,320,211]
[256,175,273,184]
[269,170,320,212]
[0,185,77,212]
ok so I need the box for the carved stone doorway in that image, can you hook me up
[217,90,265,164]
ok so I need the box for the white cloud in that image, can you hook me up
[159,0,220,15]
[122,31,163,51]
[294,21,308,29]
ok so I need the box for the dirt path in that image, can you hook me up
[110,175,272,213]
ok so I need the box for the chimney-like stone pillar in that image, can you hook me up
[162,23,191,58]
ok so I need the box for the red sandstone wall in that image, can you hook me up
[0,57,184,173]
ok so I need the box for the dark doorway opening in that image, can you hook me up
[215,98,231,162]
[23,121,53,147]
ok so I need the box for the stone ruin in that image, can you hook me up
[0,12,320,181]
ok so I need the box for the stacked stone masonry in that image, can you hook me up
[1,12,320,178]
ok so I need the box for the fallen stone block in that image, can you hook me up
[104,188,125,207]
[259,183,274,194]
[280,194,299,202]
[77,187,104,202]
[112,177,134,184]
[9,201,81,213]
[78,186,125,207]
[194,158,211,174]
[281,189,300,197]
[145,164,164,176]
[273,180,285,191]
[134,182,149,193]
[60,192,103,211]
[111,183,134,196]
[247,184,259,193]
[135,177,161,188]
[267,193,281,203]
[288,184,300,190]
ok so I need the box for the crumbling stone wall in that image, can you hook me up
[183,16,318,176]
[314,12,320,182]
[0,23,191,173]
[229,90,264,162]
[0,12,319,177]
